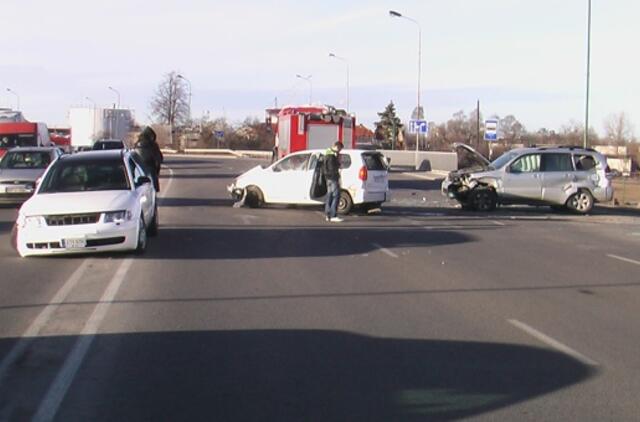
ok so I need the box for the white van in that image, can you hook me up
[228,149,390,214]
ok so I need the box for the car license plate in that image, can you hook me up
[62,238,86,249]
[6,186,30,193]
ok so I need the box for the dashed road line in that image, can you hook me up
[33,258,134,422]
[491,220,506,226]
[160,165,174,199]
[508,319,599,366]
[0,259,92,386]
[371,243,399,259]
[607,254,640,267]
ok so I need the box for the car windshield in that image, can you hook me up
[0,151,51,169]
[39,158,130,193]
[490,150,521,169]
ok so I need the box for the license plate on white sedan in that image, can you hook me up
[62,238,87,249]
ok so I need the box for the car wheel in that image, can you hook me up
[148,204,158,237]
[471,187,497,212]
[245,186,264,208]
[566,190,594,214]
[135,216,147,255]
[337,190,353,215]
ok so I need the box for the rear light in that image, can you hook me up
[358,166,368,181]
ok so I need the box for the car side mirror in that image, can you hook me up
[136,176,151,187]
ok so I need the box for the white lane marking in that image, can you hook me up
[400,172,447,181]
[371,243,399,259]
[33,258,134,422]
[607,254,640,266]
[491,220,506,226]
[0,259,92,386]
[159,165,174,200]
[423,225,464,230]
[239,214,259,225]
[508,319,599,367]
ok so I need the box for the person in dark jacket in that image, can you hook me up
[134,126,163,192]
[323,141,344,222]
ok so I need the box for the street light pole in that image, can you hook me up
[108,86,120,109]
[329,53,350,112]
[6,88,20,111]
[584,0,592,148]
[390,10,422,168]
[177,74,192,122]
[296,74,313,104]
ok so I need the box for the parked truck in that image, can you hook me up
[0,109,53,158]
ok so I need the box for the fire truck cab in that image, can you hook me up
[270,105,356,159]
[0,110,53,158]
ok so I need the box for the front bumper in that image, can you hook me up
[16,220,138,257]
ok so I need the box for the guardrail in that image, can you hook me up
[161,148,458,172]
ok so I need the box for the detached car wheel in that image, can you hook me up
[245,186,264,208]
[337,190,353,215]
[566,190,594,214]
[471,187,497,212]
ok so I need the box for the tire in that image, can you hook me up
[337,190,353,215]
[245,186,264,208]
[566,190,594,214]
[147,204,158,237]
[471,187,497,212]
[135,216,147,255]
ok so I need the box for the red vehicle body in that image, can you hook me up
[0,122,53,158]
[48,127,72,152]
[270,105,356,159]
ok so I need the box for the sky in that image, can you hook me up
[1,0,638,137]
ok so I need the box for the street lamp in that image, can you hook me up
[85,97,96,108]
[108,86,120,109]
[296,74,313,104]
[389,9,423,167]
[177,74,192,122]
[584,0,592,148]
[329,53,350,112]
[6,88,20,111]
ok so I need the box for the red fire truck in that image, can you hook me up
[0,110,53,158]
[268,105,356,159]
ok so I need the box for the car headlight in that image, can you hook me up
[103,210,132,223]
[20,216,45,229]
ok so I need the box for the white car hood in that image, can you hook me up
[235,165,266,186]
[20,190,135,216]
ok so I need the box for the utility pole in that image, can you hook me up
[584,0,592,148]
[477,99,481,149]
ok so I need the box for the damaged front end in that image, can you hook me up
[442,170,481,204]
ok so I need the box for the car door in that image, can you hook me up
[262,152,313,203]
[129,157,154,223]
[501,153,543,203]
[540,153,575,204]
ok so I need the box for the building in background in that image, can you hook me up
[68,107,133,148]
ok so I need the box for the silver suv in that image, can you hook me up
[442,144,614,214]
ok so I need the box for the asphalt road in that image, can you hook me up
[0,155,639,421]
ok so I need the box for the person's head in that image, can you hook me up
[332,141,344,152]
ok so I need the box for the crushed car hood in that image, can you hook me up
[453,143,491,172]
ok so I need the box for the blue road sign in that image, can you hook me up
[409,119,428,134]
[214,131,224,139]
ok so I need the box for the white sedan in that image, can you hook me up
[228,149,389,214]
[15,150,157,257]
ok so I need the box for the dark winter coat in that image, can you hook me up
[323,149,341,182]
[134,127,163,191]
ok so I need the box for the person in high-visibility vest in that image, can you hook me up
[323,141,344,222]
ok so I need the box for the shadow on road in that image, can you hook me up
[0,330,595,421]
[143,227,476,260]
[158,197,234,208]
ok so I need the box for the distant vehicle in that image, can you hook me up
[228,149,389,214]
[15,150,157,257]
[92,139,126,150]
[0,147,62,204]
[442,144,614,214]
[0,121,53,158]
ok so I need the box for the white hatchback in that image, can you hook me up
[228,149,389,214]
[15,150,157,257]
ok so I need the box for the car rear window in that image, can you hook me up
[39,159,130,193]
[361,153,387,171]
[0,151,51,169]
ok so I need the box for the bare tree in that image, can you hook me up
[603,112,635,145]
[150,71,189,128]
